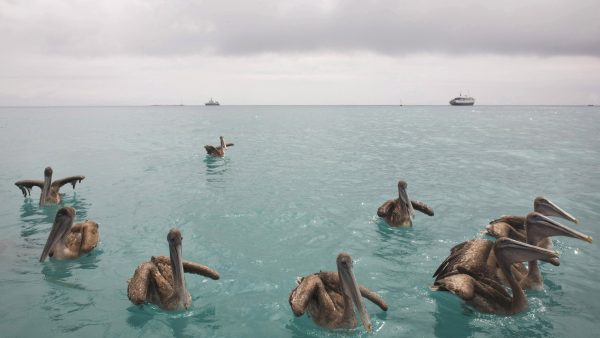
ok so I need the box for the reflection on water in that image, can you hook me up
[41,255,100,289]
[126,304,219,337]
[204,156,230,184]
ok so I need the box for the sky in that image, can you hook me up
[1,0,599,105]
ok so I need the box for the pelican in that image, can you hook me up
[377,180,434,226]
[288,253,388,332]
[485,197,578,249]
[39,207,99,262]
[127,228,220,311]
[433,212,592,290]
[432,238,558,315]
[15,167,85,206]
[204,136,234,157]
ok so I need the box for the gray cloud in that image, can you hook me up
[1,0,599,58]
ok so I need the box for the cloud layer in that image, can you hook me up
[2,0,600,57]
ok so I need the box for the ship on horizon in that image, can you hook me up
[205,98,220,106]
[449,93,475,106]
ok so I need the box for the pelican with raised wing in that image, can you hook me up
[204,136,234,157]
[15,167,85,206]
[288,253,388,332]
[377,180,434,226]
[127,228,220,311]
[39,207,99,262]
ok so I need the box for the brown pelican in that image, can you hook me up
[15,167,85,206]
[377,180,434,226]
[288,253,388,332]
[433,212,592,290]
[485,197,578,249]
[127,228,220,311]
[39,207,99,262]
[204,136,234,157]
[432,237,558,315]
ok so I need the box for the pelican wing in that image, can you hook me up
[182,260,220,280]
[359,285,388,311]
[77,220,99,254]
[225,143,234,147]
[128,262,155,304]
[411,200,434,216]
[14,180,44,197]
[377,200,395,217]
[490,215,526,230]
[51,176,85,190]
[433,239,494,280]
[204,145,218,154]
[289,274,336,316]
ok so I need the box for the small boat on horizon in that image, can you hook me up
[449,93,475,106]
[205,98,220,106]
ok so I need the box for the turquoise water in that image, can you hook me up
[0,105,599,337]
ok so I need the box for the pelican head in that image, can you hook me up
[533,197,578,224]
[525,212,592,248]
[40,207,75,262]
[40,166,53,206]
[494,237,559,270]
[220,136,226,149]
[167,228,191,309]
[336,253,371,333]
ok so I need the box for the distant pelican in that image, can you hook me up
[204,136,234,157]
[15,167,85,206]
[39,207,99,262]
[432,238,558,315]
[485,197,578,250]
[288,253,388,332]
[377,180,434,226]
[127,228,220,311]
[433,212,591,290]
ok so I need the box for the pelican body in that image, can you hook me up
[289,253,388,332]
[204,136,234,157]
[127,228,220,311]
[15,167,85,206]
[377,180,434,226]
[39,207,99,262]
[486,197,578,249]
[432,238,559,315]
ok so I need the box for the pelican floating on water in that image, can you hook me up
[40,207,99,262]
[377,180,434,226]
[204,136,234,157]
[432,237,558,315]
[127,228,220,311]
[15,167,85,206]
[433,212,591,290]
[486,197,578,249]
[288,253,388,332]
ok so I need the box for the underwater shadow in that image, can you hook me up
[126,304,219,337]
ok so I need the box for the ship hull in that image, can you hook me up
[449,100,474,106]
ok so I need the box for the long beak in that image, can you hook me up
[534,198,578,224]
[398,187,414,219]
[39,211,73,262]
[526,212,592,245]
[339,265,372,332]
[169,241,186,292]
[495,237,559,267]
[39,176,51,206]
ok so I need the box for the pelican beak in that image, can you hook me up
[397,181,414,218]
[534,197,578,224]
[338,254,371,333]
[526,212,592,244]
[495,237,559,266]
[40,175,51,206]
[168,229,186,292]
[40,207,74,262]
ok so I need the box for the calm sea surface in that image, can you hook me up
[0,105,599,337]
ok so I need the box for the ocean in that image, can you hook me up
[0,105,599,337]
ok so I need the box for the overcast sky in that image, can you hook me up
[1,0,599,105]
